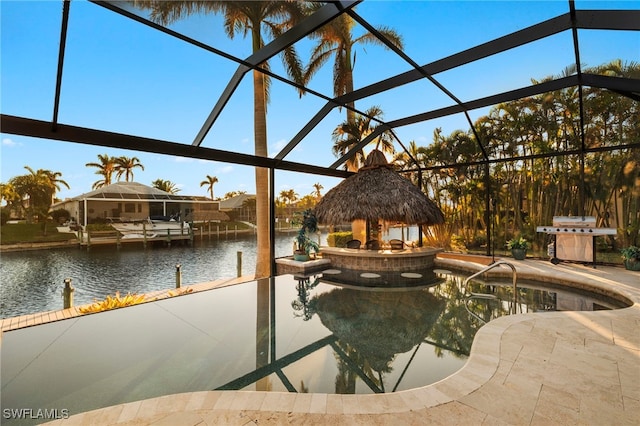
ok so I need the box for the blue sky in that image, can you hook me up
[1,0,638,202]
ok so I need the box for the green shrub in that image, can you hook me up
[50,208,71,224]
[327,231,353,247]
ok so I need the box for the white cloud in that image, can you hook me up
[217,165,233,174]
[174,156,194,163]
[271,138,288,152]
[271,138,302,157]
[2,138,17,147]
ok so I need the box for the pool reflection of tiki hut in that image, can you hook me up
[312,287,445,373]
[314,149,444,239]
[314,149,445,273]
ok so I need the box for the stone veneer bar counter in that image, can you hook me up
[319,246,443,272]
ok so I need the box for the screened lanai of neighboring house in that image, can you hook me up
[1,0,639,274]
[52,181,227,225]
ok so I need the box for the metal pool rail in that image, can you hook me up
[463,261,518,318]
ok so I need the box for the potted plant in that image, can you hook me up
[293,209,319,261]
[621,245,640,271]
[507,235,529,260]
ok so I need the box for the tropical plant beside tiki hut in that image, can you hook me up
[313,150,444,241]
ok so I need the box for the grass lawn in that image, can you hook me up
[0,223,77,244]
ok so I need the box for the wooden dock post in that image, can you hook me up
[116,231,121,249]
[166,228,171,247]
[237,251,242,277]
[175,264,182,288]
[63,278,74,309]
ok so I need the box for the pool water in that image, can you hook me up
[0,271,629,425]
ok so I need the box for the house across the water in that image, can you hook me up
[52,182,228,226]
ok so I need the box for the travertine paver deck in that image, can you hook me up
[19,257,640,425]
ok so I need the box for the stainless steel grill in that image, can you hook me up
[536,216,617,265]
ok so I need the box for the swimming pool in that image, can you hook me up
[0,270,630,425]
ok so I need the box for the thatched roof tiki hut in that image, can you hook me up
[314,150,444,246]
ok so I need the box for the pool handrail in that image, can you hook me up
[463,261,518,315]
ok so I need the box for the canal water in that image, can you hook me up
[0,227,415,319]
[0,232,297,319]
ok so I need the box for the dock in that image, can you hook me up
[79,229,192,249]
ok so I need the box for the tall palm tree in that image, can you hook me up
[200,175,219,200]
[331,105,395,243]
[302,4,403,124]
[151,179,180,194]
[86,154,117,189]
[140,1,305,278]
[331,105,395,171]
[115,156,144,182]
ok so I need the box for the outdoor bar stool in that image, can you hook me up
[346,239,362,249]
[365,240,380,250]
[389,239,406,250]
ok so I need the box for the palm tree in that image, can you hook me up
[24,167,69,205]
[200,175,219,200]
[151,179,180,194]
[223,190,247,199]
[297,194,317,210]
[279,188,298,218]
[86,154,117,189]
[393,140,428,186]
[312,182,323,199]
[331,105,395,243]
[332,105,395,171]
[0,182,20,208]
[302,4,403,124]
[115,156,144,182]
[22,166,70,205]
[140,1,305,278]
[9,167,69,227]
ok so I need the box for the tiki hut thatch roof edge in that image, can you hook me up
[313,150,444,226]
